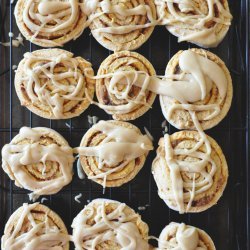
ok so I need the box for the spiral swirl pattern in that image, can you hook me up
[96,51,156,121]
[1,127,74,199]
[15,0,87,47]
[72,199,149,250]
[15,49,95,120]
[78,120,151,187]
[1,203,70,250]
[158,222,215,250]
[160,48,233,130]
[89,0,157,51]
[152,130,228,213]
[155,0,232,47]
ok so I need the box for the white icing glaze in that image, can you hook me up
[75,121,153,188]
[72,199,149,250]
[1,127,74,199]
[159,222,207,250]
[1,203,70,250]
[20,51,89,119]
[155,0,232,47]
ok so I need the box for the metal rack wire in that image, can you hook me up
[0,0,249,249]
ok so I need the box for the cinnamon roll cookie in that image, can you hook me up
[155,0,232,48]
[94,51,156,121]
[160,49,233,130]
[1,127,74,201]
[15,49,95,120]
[152,130,228,213]
[1,203,70,250]
[75,120,153,188]
[72,199,150,250]
[88,0,157,51]
[158,222,215,250]
[14,0,87,47]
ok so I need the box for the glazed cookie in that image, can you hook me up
[72,199,150,250]
[1,203,70,250]
[160,49,233,130]
[14,0,87,47]
[94,51,156,121]
[1,127,74,201]
[152,131,228,213]
[15,49,95,119]
[88,0,157,51]
[75,120,153,188]
[158,222,215,250]
[155,0,232,47]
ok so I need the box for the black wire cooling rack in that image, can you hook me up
[0,0,249,249]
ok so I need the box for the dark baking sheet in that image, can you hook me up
[0,0,249,249]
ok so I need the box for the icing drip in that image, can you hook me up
[75,193,83,203]
[159,222,207,250]
[86,50,227,116]
[155,0,232,47]
[0,33,24,47]
[20,51,89,119]
[74,121,153,188]
[1,127,74,199]
[1,203,70,250]
[72,199,149,250]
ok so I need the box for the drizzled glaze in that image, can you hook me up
[1,127,74,200]
[74,121,153,188]
[1,203,70,250]
[72,199,149,250]
[159,222,208,250]
[18,51,92,119]
[155,0,232,47]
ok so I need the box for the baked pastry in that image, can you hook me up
[1,127,74,201]
[72,198,150,250]
[75,120,153,188]
[14,0,87,47]
[160,49,233,130]
[15,49,95,120]
[152,130,228,213]
[155,0,232,48]
[94,51,156,121]
[1,203,70,250]
[88,0,157,51]
[158,222,215,249]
